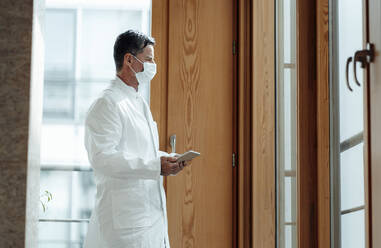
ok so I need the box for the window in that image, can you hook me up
[39,1,152,247]
[276,0,298,247]
[331,0,366,247]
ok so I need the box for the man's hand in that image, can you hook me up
[160,156,189,176]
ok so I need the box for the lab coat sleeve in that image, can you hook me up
[158,151,179,158]
[157,151,170,157]
[85,97,161,180]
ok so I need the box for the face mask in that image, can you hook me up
[129,55,157,84]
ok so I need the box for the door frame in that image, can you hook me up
[295,0,332,247]
[318,0,381,247]
[251,0,276,247]
[297,0,319,247]
[324,0,376,247]
[317,0,331,247]
[152,0,330,247]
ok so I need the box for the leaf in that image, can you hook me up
[40,190,53,213]
[40,200,46,212]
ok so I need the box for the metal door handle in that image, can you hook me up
[170,134,176,153]
[346,57,353,91]
[346,43,375,92]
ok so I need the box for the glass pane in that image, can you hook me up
[276,0,297,247]
[338,0,364,142]
[43,81,75,119]
[284,177,296,223]
[38,222,88,248]
[338,0,365,245]
[283,69,292,171]
[44,10,76,80]
[340,143,365,210]
[331,0,366,246]
[285,225,296,248]
[79,9,143,80]
[43,10,76,118]
[283,0,291,63]
[41,124,88,166]
[341,210,366,248]
[40,171,96,220]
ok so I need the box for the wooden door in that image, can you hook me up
[367,0,381,246]
[165,0,235,247]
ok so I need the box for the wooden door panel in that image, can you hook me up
[166,0,234,247]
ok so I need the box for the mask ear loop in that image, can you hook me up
[132,55,144,65]
[128,63,137,74]
[127,54,139,74]
[130,54,145,73]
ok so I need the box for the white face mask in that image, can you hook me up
[129,55,157,84]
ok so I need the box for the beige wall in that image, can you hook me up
[0,0,44,247]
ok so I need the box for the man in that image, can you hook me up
[83,30,187,248]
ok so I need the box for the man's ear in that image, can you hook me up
[124,53,133,65]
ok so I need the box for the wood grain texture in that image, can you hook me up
[368,0,381,247]
[151,0,169,158]
[238,0,253,247]
[297,0,318,247]
[316,0,330,247]
[166,0,234,247]
[252,0,276,247]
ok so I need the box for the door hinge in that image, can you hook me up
[233,40,237,55]
[232,153,237,168]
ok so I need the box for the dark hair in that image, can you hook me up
[113,30,155,72]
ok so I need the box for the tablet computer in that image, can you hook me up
[176,150,200,163]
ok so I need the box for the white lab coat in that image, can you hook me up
[83,77,171,248]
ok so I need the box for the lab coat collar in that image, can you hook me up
[113,76,140,97]
[113,76,159,154]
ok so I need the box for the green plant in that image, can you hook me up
[40,190,53,212]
